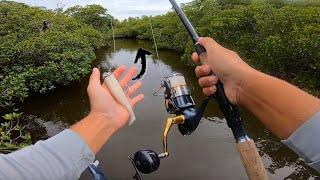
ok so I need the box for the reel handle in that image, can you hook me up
[131,115,185,175]
[163,115,185,157]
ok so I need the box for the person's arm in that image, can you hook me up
[193,37,320,139]
[192,37,320,169]
[0,66,144,179]
[238,70,320,139]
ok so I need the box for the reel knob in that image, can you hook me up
[133,150,160,174]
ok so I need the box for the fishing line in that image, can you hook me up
[148,16,166,80]
[149,16,159,59]
[148,15,167,97]
[110,18,116,52]
[152,85,164,96]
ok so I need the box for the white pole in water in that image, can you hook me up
[110,18,116,52]
[149,16,159,59]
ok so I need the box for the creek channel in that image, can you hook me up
[23,39,317,179]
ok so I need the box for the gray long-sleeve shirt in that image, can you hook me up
[282,111,320,171]
[1,112,320,179]
[0,129,95,180]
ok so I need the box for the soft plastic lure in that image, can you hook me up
[103,72,136,125]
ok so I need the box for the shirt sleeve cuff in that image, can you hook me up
[282,111,320,171]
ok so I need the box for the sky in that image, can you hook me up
[13,0,193,20]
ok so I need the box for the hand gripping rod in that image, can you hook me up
[169,0,268,179]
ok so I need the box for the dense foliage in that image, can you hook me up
[115,0,320,91]
[0,2,113,151]
[64,5,116,35]
[0,112,31,153]
[0,2,114,110]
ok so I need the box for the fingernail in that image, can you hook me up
[93,68,99,74]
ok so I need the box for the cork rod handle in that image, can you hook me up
[236,140,268,180]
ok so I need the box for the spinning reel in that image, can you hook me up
[129,73,209,178]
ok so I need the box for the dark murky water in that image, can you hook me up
[23,40,318,179]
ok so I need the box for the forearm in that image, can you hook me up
[71,112,117,154]
[238,69,320,139]
[0,113,116,179]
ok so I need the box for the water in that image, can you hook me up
[23,39,318,179]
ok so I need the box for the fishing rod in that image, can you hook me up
[169,0,268,179]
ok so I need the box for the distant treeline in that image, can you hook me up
[0,2,115,110]
[115,0,320,92]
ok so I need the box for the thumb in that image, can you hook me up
[198,37,218,50]
[89,68,101,88]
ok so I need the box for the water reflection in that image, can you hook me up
[23,39,318,179]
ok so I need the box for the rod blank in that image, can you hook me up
[169,0,199,43]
